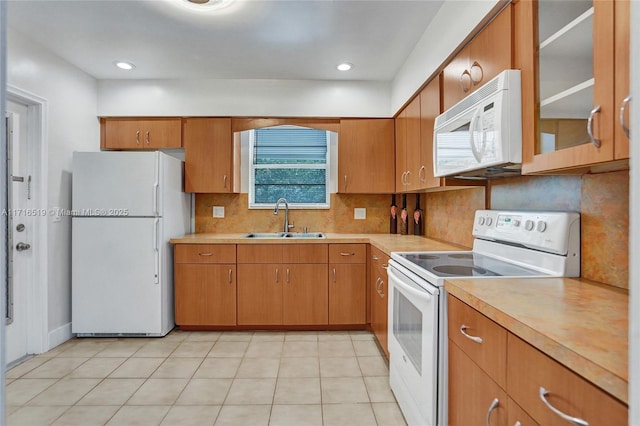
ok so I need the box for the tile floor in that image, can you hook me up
[5,330,407,426]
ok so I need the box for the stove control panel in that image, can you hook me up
[472,210,580,255]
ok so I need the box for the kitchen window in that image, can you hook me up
[249,126,330,209]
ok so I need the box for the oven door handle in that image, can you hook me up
[387,266,437,299]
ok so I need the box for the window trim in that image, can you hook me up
[248,127,331,209]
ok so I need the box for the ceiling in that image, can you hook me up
[7,0,445,81]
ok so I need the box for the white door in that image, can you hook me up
[5,101,33,365]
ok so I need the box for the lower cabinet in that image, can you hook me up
[370,246,390,357]
[448,295,628,426]
[329,244,367,325]
[175,264,237,326]
[237,244,329,326]
[174,244,237,326]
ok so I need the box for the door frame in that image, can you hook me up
[6,85,48,357]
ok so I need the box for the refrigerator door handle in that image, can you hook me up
[152,182,159,216]
[153,218,160,284]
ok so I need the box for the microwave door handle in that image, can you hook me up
[469,110,483,163]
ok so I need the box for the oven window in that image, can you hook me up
[393,287,423,375]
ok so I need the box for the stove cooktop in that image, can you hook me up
[396,251,541,278]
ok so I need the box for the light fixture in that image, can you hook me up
[114,61,135,71]
[337,63,353,71]
[178,0,236,11]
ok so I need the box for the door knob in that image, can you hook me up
[16,242,31,251]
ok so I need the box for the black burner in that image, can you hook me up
[432,265,493,276]
[415,254,440,260]
[448,253,474,260]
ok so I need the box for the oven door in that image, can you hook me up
[387,262,440,426]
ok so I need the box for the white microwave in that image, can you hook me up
[433,69,522,178]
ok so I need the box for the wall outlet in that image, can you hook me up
[354,208,366,220]
[213,206,225,218]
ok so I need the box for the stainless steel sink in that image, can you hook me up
[243,232,326,239]
[283,232,326,239]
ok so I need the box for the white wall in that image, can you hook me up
[98,79,392,118]
[7,28,99,345]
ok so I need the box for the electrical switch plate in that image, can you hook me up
[354,208,366,220]
[213,206,225,218]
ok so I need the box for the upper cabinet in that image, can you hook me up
[518,0,629,174]
[183,117,240,193]
[338,119,395,194]
[396,77,441,192]
[442,7,513,111]
[101,118,182,150]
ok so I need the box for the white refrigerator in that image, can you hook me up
[71,151,190,336]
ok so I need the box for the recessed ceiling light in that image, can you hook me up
[337,63,353,71]
[114,61,135,71]
[179,0,236,11]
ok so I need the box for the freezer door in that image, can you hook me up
[72,217,164,335]
[72,151,160,217]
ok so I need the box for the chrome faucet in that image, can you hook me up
[274,197,294,233]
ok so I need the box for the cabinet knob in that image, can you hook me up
[459,70,472,93]
[469,61,484,86]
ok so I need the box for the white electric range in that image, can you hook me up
[387,210,581,426]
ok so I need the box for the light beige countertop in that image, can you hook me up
[170,233,467,256]
[445,277,629,404]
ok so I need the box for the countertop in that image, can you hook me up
[170,233,467,256]
[445,277,629,404]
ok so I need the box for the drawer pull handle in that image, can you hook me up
[460,325,483,343]
[381,264,388,270]
[486,398,499,426]
[198,252,214,256]
[286,268,290,284]
[333,267,337,283]
[275,268,279,283]
[539,387,589,426]
[228,269,232,284]
[372,255,379,260]
[620,94,631,137]
[514,422,521,426]
[587,104,602,148]
[340,252,355,256]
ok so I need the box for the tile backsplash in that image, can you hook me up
[195,193,390,234]
[194,171,629,289]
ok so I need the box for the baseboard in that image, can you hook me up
[48,322,73,351]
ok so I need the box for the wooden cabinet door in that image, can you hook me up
[507,333,627,426]
[338,119,395,194]
[283,264,328,325]
[102,118,181,149]
[183,117,234,193]
[370,247,389,357]
[519,0,617,173]
[174,264,236,326]
[394,110,407,192]
[448,341,508,426]
[404,96,422,191]
[329,263,366,325]
[142,119,182,149]
[102,119,144,149]
[614,0,630,160]
[468,8,512,93]
[442,45,471,111]
[237,264,282,325]
[418,77,442,190]
[442,7,512,111]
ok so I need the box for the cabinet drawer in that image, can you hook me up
[329,244,366,263]
[507,334,627,426]
[448,295,507,388]
[282,244,328,263]
[237,244,283,263]
[175,244,236,264]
